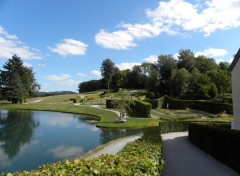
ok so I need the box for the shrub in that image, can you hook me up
[189,123,240,173]
[147,92,155,99]
[164,96,233,114]
[134,100,152,118]
[145,99,158,109]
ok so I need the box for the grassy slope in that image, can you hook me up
[0,93,159,129]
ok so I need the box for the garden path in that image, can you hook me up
[162,132,239,176]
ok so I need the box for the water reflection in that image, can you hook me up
[0,110,39,158]
[100,128,142,144]
[0,110,142,173]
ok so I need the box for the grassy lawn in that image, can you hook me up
[0,93,159,129]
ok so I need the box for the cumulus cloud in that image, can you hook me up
[23,62,33,68]
[116,62,141,70]
[44,74,79,86]
[147,0,240,36]
[144,55,158,63]
[195,48,228,57]
[91,70,101,77]
[77,73,86,77]
[0,26,41,59]
[44,74,71,81]
[48,39,88,56]
[96,0,240,49]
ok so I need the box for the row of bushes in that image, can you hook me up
[106,99,152,118]
[188,123,240,173]
[7,127,163,176]
[145,95,233,114]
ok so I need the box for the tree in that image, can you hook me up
[172,68,190,97]
[178,49,196,72]
[0,54,40,103]
[101,58,115,93]
[157,55,177,95]
[111,89,135,122]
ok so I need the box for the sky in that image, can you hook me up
[0,0,240,92]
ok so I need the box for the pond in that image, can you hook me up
[0,110,142,173]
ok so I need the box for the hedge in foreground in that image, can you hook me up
[6,127,163,176]
[189,123,240,173]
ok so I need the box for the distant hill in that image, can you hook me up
[37,91,77,97]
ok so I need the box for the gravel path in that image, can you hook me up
[87,135,141,159]
[162,132,239,176]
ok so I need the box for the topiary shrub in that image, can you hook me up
[147,92,155,99]
[134,100,152,118]
[189,123,240,173]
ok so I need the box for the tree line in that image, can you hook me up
[0,55,40,103]
[78,49,231,100]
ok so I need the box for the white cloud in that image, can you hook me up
[0,26,41,59]
[91,70,101,77]
[77,73,86,77]
[116,62,141,70]
[195,48,228,57]
[96,0,240,49]
[49,39,88,56]
[44,74,80,87]
[147,0,240,36]
[44,74,71,81]
[144,55,158,63]
[95,30,136,50]
[23,62,33,68]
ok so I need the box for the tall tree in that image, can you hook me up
[101,58,115,93]
[157,55,177,95]
[0,54,40,103]
[178,49,196,72]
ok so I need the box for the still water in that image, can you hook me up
[0,110,142,173]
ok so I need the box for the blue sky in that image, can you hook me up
[0,0,240,92]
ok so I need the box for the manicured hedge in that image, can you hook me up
[189,123,240,173]
[145,96,166,109]
[106,99,152,118]
[134,100,152,118]
[164,96,233,114]
[6,127,163,176]
[159,120,189,134]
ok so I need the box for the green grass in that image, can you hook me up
[0,93,159,129]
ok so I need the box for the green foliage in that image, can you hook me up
[0,55,40,103]
[101,58,116,92]
[110,90,135,117]
[164,96,233,114]
[147,91,155,99]
[6,127,163,176]
[189,123,240,173]
[134,100,152,118]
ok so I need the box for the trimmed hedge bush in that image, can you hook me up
[134,100,152,118]
[6,127,163,176]
[189,123,240,173]
[106,99,152,118]
[164,96,233,114]
[145,96,166,109]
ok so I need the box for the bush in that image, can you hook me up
[164,96,233,114]
[189,123,240,173]
[145,99,158,109]
[8,127,163,176]
[147,92,155,99]
[134,100,152,118]
[159,120,189,134]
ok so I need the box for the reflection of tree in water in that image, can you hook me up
[99,128,142,144]
[0,110,39,158]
